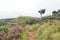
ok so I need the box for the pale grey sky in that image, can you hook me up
[0,0,60,19]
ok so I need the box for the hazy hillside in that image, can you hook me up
[0,9,60,40]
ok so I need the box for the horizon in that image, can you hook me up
[0,0,60,19]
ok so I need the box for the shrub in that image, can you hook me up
[0,25,9,33]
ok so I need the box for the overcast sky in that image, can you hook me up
[0,0,60,19]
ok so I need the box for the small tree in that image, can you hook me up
[57,9,60,19]
[38,9,46,23]
[52,11,57,19]
[38,9,45,18]
[52,11,57,16]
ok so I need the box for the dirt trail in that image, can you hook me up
[29,29,34,40]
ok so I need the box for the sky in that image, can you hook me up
[0,0,60,19]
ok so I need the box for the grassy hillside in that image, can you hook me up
[0,15,60,40]
[21,20,60,40]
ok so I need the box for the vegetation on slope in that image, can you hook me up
[0,9,60,40]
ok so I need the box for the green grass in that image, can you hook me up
[0,16,60,40]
